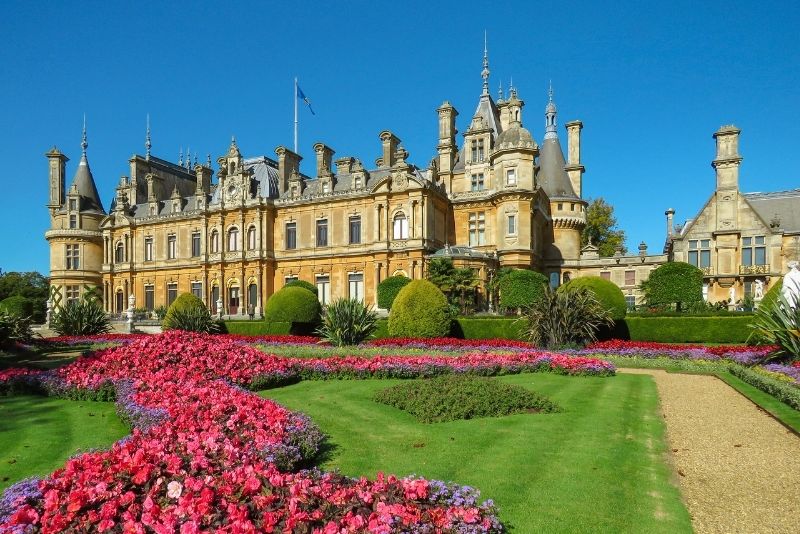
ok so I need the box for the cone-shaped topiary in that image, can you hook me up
[263,286,322,324]
[377,275,411,310]
[284,279,318,295]
[559,276,627,320]
[499,269,549,311]
[162,293,207,330]
[389,279,451,338]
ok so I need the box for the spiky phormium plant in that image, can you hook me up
[316,297,378,346]
[521,285,612,349]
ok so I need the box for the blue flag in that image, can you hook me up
[297,85,315,115]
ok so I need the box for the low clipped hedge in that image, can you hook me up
[607,316,754,343]
[377,276,411,310]
[559,277,626,320]
[0,296,34,318]
[224,321,292,336]
[389,280,451,338]
[451,317,527,340]
[499,269,549,310]
[729,364,800,410]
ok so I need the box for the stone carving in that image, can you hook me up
[754,279,764,299]
[781,261,800,309]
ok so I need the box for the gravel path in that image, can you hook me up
[621,369,800,533]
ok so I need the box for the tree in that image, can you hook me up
[426,258,456,297]
[581,198,627,257]
[499,269,549,312]
[641,262,703,311]
[0,271,49,323]
[450,267,480,315]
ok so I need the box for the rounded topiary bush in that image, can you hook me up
[560,276,627,320]
[377,275,411,310]
[284,279,317,296]
[263,286,322,324]
[162,293,206,330]
[389,279,451,338]
[0,296,34,318]
[499,269,549,311]
[642,262,703,309]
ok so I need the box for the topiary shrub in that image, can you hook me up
[641,262,703,310]
[162,293,207,330]
[389,280,451,338]
[317,297,378,346]
[263,287,322,324]
[559,276,627,320]
[284,279,317,296]
[0,296,34,318]
[51,299,111,336]
[374,375,559,423]
[377,275,411,310]
[499,269,549,312]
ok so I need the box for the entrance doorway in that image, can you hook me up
[248,284,257,313]
[211,286,220,314]
[228,286,240,315]
[115,290,124,314]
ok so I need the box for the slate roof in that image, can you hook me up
[538,136,577,199]
[744,189,800,233]
[63,154,105,214]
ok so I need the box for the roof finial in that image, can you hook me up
[548,79,553,102]
[206,153,212,168]
[498,80,503,101]
[186,145,191,169]
[81,114,88,156]
[178,146,183,166]
[145,114,151,160]
[481,30,490,95]
[193,152,198,167]
[545,81,558,140]
[231,135,237,147]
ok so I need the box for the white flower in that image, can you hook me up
[167,480,183,499]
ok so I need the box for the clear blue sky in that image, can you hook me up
[1,0,798,274]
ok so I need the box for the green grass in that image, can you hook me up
[716,371,800,433]
[0,395,128,491]
[261,373,692,533]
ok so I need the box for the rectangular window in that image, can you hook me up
[69,214,77,229]
[65,244,80,270]
[68,199,77,211]
[506,168,516,185]
[191,282,202,299]
[284,276,298,286]
[393,214,409,240]
[66,285,80,304]
[600,271,611,281]
[144,237,154,262]
[507,214,517,235]
[144,285,154,311]
[247,227,256,250]
[316,275,331,306]
[354,177,362,188]
[349,216,361,244]
[742,236,766,265]
[688,239,711,268]
[167,283,178,306]
[285,222,297,250]
[625,295,636,311]
[477,139,485,161]
[470,173,485,192]
[348,272,364,302]
[624,270,636,286]
[167,234,176,259]
[316,219,328,247]
[468,212,486,246]
[191,232,201,257]
[470,140,478,162]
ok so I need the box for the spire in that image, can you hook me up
[81,114,88,157]
[178,147,183,166]
[545,82,558,140]
[68,117,105,213]
[186,146,191,169]
[481,31,490,95]
[498,80,504,101]
[206,153,212,168]
[145,114,151,160]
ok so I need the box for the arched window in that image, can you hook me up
[393,212,408,240]
[247,226,257,250]
[210,230,220,253]
[228,227,240,251]
[115,241,125,263]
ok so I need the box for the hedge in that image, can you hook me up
[728,364,800,411]
[499,269,548,310]
[377,276,411,310]
[559,276,627,320]
[389,280,451,338]
[223,321,292,336]
[450,317,527,340]
[263,287,321,324]
[162,293,206,330]
[0,295,34,318]
[606,316,754,344]
[284,279,318,295]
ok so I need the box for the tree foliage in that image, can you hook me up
[499,269,549,312]
[581,198,627,257]
[162,293,216,332]
[389,280,451,338]
[641,262,703,310]
[377,276,411,310]
[284,279,318,296]
[0,271,49,323]
[559,276,627,320]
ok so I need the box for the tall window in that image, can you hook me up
[625,270,636,286]
[228,228,239,251]
[247,226,257,250]
[144,285,154,311]
[470,173,485,192]
[506,168,517,186]
[354,177,362,188]
[316,275,331,306]
[191,232,201,257]
[65,244,80,270]
[191,282,203,299]
[688,239,711,268]
[285,222,297,250]
[316,219,328,247]
[144,237,154,262]
[600,271,611,281]
[115,242,125,263]
[66,285,80,304]
[507,214,517,236]
[321,181,330,194]
[468,212,485,246]
[349,216,361,244]
[349,272,364,302]
[625,295,636,310]
[742,236,766,265]
[69,198,77,211]
[393,213,408,240]
[470,140,478,162]
[167,283,178,306]
[477,139,484,161]
[210,230,219,253]
[69,214,77,229]
[167,234,176,259]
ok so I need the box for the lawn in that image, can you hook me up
[261,373,693,533]
[0,395,128,491]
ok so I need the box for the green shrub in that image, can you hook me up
[317,298,378,346]
[641,262,703,310]
[377,275,411,310]
[521,286,612,349]
[284,279,317,295]
[224,321,293,336]
[164,307,221,333]
[0,296,34,318]
[610,316,753,343]
[729,364,800,410]
[560,276,627,320]
[373,318,389,339]
[51,299,111,336]
[451,317,527,340]
[263,287,321,324]
[0,311,34,348]
[154,305,168,320]
[499,269,549,311]
[162,293,206,330]
[747,293,800,359]
[389,280,451,338]
[374,374,559,423]
[758,279,783,312]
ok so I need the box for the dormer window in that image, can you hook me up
[69,214,77,229]
[322,181,330,194]
[69,199,77,211]
[354,177,362,189]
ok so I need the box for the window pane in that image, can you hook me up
[742,237,751,246]
[755,236,765,245]
[688,250,698,266]
[144,286,154,311]
[507,215,516,235]
[316,275,330,305]
[700,239,710,248]
[316,220,328,246]
[349,217,361,244]
[286,223,296,249]
[755,247,766,265]
[191,282,202,299]
[742,248,752,265]
[600,271,611,281]
[625,270,635,286]
[348,273,364,302]
[700,250,710,268]
[689,240,697,249]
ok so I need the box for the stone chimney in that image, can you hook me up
[194,163,212,194]
[638,241,648,256]
[335,156,354,175]
[275,146,302,194]
[379,130,400,168]
[665,208,675,237]
[313,143,335,177]
[564,120,584,198]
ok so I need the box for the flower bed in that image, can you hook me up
[581,340,776,365]
[0,331,614,531]
[369,337,534,352]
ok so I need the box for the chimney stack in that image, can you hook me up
[379,130,400,168]
[275,146,302,194]
[313,143,335,177]
[665,208,675,237]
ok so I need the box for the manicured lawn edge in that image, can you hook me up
[715,371,800,434]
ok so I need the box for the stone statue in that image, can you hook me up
[729,285,736,304]
[754,279,764,299]
[781,261,800,309]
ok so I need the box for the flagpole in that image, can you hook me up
[293,77,298,154]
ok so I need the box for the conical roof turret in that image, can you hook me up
[538,87,578,199]
[67,119,105,213]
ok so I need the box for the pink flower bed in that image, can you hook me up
[0,332,615,532]
[369,337,534,351]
